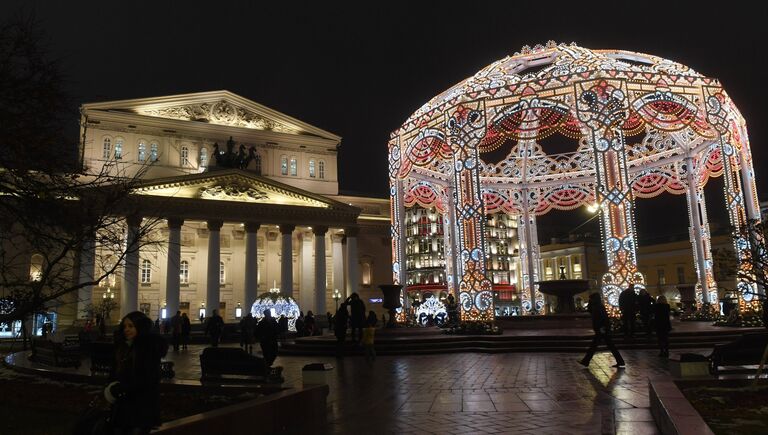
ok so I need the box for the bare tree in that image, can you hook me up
[0,13,163,346]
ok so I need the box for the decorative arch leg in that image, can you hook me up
[705,90,754,300]
[443,186,458,296]
[684,157,717,307]
[445,102,494,322]
[518,188,544,314]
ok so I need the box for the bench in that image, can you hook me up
[199,347,283,383]
[710,331,768,374]
[31,338,81,368]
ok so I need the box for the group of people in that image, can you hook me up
[580,285,673,368]
[167,311,192,351]
[333,293,377,362]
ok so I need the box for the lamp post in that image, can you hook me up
[333,289,341,311]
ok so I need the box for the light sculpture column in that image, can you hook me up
[314,226,328,315]
[442,186,458,296]
[445,102,494,322]
[121,215,142,317]
[206,220,223,317]
[704,91,753,299]
[576,80,645,307]
[737,124,766,297]
[165,218,183,317]
[683,158,716,306]
[244,222,260,311]
[279,224,295,298]
[518,187,544,314]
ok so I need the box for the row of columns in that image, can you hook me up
[87,217,359,319]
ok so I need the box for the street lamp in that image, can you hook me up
[333,289,341,311]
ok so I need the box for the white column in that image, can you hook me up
[314,226,328,315]
[279,224,295,298]
[300,230,314,311]
[345,226,359,296]
[165,218,183,316]
[206,220,223,317]
[685,157,712,304]
[77,234,96,318]
[244,222,260,312]
[120,215,141,317]
[332,232,344,297]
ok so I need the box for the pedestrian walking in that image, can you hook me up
[180,313,191,350]
[362,318,376,365]
[349,293,366,342]
[654,295,672,357]
[239,312,256,354]
[170,311,182,352]
[618,285,638,338]
[106,311,168,434]
[367,310,378,327]
[257,310,279,366]
[637,289,654,336]
[334,302,349,358]
[205,309,224,347]
[580,293,625,368]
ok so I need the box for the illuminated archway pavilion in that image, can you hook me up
[388,42,762,321]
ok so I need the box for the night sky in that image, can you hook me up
[3,1,767,239]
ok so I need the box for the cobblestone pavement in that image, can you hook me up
[161,345,684,434]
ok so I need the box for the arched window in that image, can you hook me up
[180,146,189,167]
[137,141,146,162]
[102,138,112,159]
[219,261,226,284]
[29,254,44,282]
[253,153,262,175]
[309,159,316,178]
[179,260,189,284]
[362,262,371,286]
[114,138,123,159]
[200,147,208,168]
[280,155,288,175]
[150,143,159,162]
[290,157,297,176]
[140,259,152,284]
[318,160,325,179]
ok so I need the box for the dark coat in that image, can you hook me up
[654,303,672,333]
[205,314,224,336]
[350,299,366,326]
[256,316,279,344]
[618,288,638,314]
[181,316,191,335]
[334,304,349,335]
[588,299,610,333]
[111,334,168,430]
[638,293,654,315]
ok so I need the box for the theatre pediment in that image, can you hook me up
[132,171,338,208]
[82,90,341,141]
[133,100,299,134]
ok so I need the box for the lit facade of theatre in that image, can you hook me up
[70,91,392,324]
[388,42,763,321]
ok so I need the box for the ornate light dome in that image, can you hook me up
[250,287,301,332]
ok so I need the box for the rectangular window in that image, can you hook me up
[102,139,111,159]
[181,146,189,167]
[318,160,325,179]
[180,261,189,284]
[281,156,288,175]
[658,269,666,285]
[309,159,316,178]
[219,262,225,284]
[140,260,152,284]
[138,142,146,162]
[677,266,685,284]
[290,157,297,176]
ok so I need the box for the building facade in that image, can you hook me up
[69,91,392,325]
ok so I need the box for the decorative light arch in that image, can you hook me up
[389,42,761,321]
